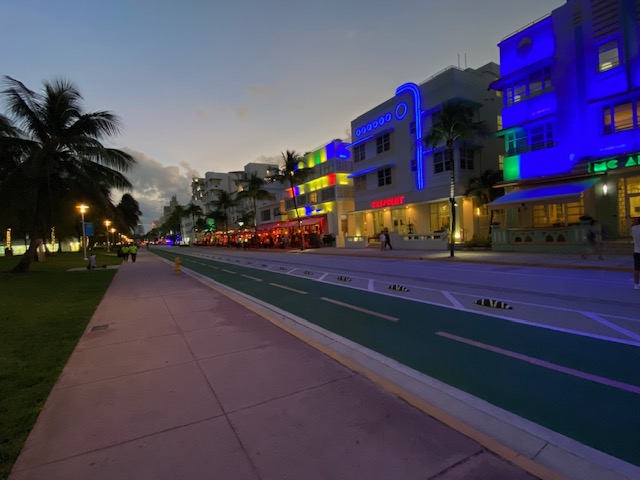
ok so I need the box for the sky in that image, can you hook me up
[0,0,564,231]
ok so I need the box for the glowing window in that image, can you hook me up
[604,101,637,134]
[598,41,620,72]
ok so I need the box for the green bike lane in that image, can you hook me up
[156,250,640,467]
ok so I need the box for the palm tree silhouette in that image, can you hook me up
[0,76,136,272]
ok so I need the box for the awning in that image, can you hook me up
[488,177,600,208]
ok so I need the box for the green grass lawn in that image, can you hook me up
[0,251,121,480]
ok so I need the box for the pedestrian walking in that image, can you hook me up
[581,219,603,260]
[632,217,640,290]
[379,231,387,251]
[129,243,138,263]
[121,244,130,262]
[384,227,393,250]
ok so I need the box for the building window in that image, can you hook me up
[354,175,367,192]
[503,67,552,106]
[530,122,554,150]
[261,210,271,222]
[459,148,474,170]
[603,101,636,134]
[506,123,554,156]
[353,144,365,163]
[434,150,452,173]
[376,133,390,154]
[309,192,318,203]
[598,41,620,72]
[409,121,416,135]
[377,167,392,186]
[410,158,417,172]
[429,202,450,232]
[273,207,280,217]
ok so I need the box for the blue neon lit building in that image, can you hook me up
[489,0,640,248]
[345,64,504,247]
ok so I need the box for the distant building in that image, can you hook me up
[488,0,640,251]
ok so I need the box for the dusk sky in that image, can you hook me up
[1,0,564,230]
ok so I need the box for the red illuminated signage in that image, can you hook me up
[371,195,405,209]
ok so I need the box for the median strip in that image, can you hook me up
[320,297,399,322]
[436,331,640,396]
[269,283,308,294]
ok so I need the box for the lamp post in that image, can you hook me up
[76,204,89,260]
[104,220,111,252]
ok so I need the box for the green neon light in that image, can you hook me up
[503,155,521,181]
[588,153,639,173]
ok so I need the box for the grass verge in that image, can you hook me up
[0,252,121,480]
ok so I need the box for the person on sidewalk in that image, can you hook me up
[379,230,386,251]
[632,217,640,290]
[581,219,604,260]
[384,227,393,250]
[129,243,138,263]
[121,244,130,262]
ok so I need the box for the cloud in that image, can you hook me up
[119,148,196,231]
[246,84,275,101]
[220,105,251,119]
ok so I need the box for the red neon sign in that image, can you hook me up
[371,195,405,209]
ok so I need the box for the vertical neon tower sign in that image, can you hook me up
[395,82,424,190]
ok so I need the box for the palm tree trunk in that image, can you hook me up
[10,237,39,273]
[448,144,456,258]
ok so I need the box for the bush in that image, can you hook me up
[464,234,491,248]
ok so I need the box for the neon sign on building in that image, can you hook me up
[588,153,640,173]
[371,195,405,209]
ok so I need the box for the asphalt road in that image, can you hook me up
[152,246,640,468]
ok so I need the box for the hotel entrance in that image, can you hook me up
[617,176,640,235]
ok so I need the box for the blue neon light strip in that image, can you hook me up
[395,83,424,190]
[347,134,373,148]
[347,166,377,178]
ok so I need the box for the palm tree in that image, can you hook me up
[424,102,487,257]
[161,205,186,244]
[184,202,204,244]
[209,190,236,246]
[116,193,142,235]
[271,150,313,250]
[0,76,136,272]
[464,169,504,235]
[236,172,275,245]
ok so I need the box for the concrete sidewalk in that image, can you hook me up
[9,250,556,480]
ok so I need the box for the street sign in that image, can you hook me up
[84,222,94,236]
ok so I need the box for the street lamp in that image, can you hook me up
[104,220,111,252]
[76,204,89,260]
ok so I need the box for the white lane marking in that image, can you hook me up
[241,274,263,282]
[163,251,640,347]
[320,297,399,322]
[269,283,308,294]
[436,331,640,396]
[368,279,374,291]
[222,269,236,274]
[580,311,640,342]
[442,291,464,309]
